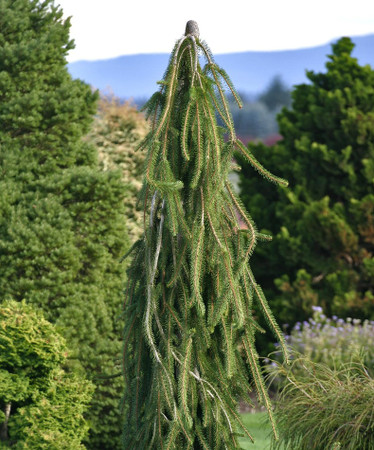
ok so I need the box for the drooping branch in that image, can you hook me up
[122,20,288,449]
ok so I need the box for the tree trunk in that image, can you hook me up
[0,402,11,442]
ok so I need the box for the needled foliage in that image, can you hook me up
[0,300,94,449]
[0,1,130,448]
[237,38,374,338]
[122,21,288,449]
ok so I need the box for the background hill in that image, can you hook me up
[68,34,374,100]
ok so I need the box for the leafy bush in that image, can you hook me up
[0,299,93,448]
[270,356,374,450]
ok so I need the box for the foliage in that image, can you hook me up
[122,21,288,449]
[0,299,93,449]
[237,37,374,337]
[0,1,130,448]
[86,96,148,242]
[270,356,374,450]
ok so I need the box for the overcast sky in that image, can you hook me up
[57,0,374,62]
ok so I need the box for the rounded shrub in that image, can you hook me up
[0,299,94,449]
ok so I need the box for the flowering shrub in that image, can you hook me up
[265,307,374,390]
[266,310,374,448]
[281,306,374,372]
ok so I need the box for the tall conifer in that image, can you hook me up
[122,21,288,448]
[237,38,374,330]
[0,1,129,447]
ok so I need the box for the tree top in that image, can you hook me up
[185,20,199,38]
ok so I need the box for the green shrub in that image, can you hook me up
[86,96,148,242]
[0,299,93,449]
[270,356,374,450]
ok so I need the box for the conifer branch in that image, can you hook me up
[246,266,290,364]
[235,139,288,186]
[213,66,243,109]
[208,65,237,140]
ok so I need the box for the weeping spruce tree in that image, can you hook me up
[122,21,289,448]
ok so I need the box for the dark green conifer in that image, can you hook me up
[122,21,288,448]
[237,37,374,331]
[0,1,130,448]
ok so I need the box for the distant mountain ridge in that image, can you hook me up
[68,34,374,100]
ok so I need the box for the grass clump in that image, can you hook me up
[270,355,374,450]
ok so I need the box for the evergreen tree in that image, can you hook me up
[230,101,278,139]
[237,37,374,333]
[122,21,288,448]
[258,75,291,112]
[0,1,130,448]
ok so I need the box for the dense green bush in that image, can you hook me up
[237,37,374,339]
[0,1,130,448]
[270,356,374,450]
[0,299,93,448]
